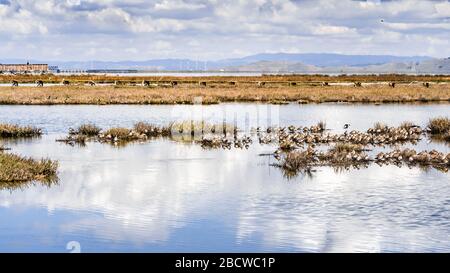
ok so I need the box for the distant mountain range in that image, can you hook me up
[216,53,432,68]
[2,53,449,74]
[224,57,450,74]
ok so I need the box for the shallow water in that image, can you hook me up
[0,103,449,252]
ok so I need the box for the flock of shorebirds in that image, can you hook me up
[375,149,449,166]
[261,123,450,174]
[55,120,449,174]
[258,123,424,151]
[198,122,449,173]
[199,135,252,149]
[280,145,450,173]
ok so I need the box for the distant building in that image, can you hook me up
[0,62,48,73]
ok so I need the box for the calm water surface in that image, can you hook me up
[0,103,449,252]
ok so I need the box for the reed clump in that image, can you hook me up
[399,121,417,130]
[321,144,370,165]
[280,147,317,172]
[56,134,88,146]
[75,124,101,136]
[329,143,366,153]
[134,122,170,137]
[57,124,101,145]
[0,152,58,182]
[0,123,42,138]
[103,127,131,139]
[371,122,389,134]
[427,117,450,135]
[100,127,142,143]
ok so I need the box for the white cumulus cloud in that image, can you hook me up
[0,0,449,60]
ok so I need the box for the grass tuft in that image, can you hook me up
[280,148,316,172]
[329,143,365,153]
[103,127,132,140]
[399,121,417,129]
[0,152,58,182]
[0,123,42,138]
[76,124,101,136]
[133,122,171,137]
[373,122,388,133]
[428,117,450,135]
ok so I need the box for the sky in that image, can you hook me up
[0,0,450,61]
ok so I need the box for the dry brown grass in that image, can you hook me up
[103,127,132,139]
[0,152,58,183]
[76,124,101,136]
[0,123,42,137]
[399,121,417,129]
[280,148,316,172]
[427,117,450,134]
[329,143,365,153]
[0,83,449,104]
[134,122,171,137]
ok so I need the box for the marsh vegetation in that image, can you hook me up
[1,74,450,105]
[0,124,55,185]
[56,117,450,149]
[0,123,42,138]
[427,117,450,134]
[57,121,238,146]
[52,116,450,178]
[272,118,450,177]
[278,146,450,178]
[4,111,449,182]
[0,151,58,184]
[426,117,450,143]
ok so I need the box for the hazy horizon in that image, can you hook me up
[0,52,438,64]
